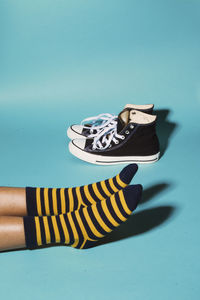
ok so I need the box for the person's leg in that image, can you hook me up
[0,164,138,217]
[0,216,26,251]
[0,184,142,252]
[26,164,138,216]
[0,187,27,216]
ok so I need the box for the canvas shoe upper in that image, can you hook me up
[69,109,160,165]
[67,104,154,140]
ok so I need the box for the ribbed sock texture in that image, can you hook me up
[26,164,138,216]
[23,184,142,250]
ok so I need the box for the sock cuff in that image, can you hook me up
[26,187,38,216]
[23,216,37,249]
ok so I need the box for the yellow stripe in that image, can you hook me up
[60,188,66,214]
[68,188,74,211]
[118,190,132,215]
[59,214,70,244]
[44,188,50,215]
[116,174,127,188]
[43,216,51,244]
[74,210,89,240]
[35,217,42,246]
[100,180,111,197]
[83,185,96,205]
[80,239,87,249]
[110,194,127,222]
[52,188,58,215]
[91,204,111,233]
[108,178,118,193]
[82,207,104,238]
[74,210,96,249]
[36,188,42,216]
[76,186,85,210]
[68,213,79,248]
[51,216,60,243]
[92,183,106,201]
[101,200,119,227]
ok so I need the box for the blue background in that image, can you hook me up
[0,0,200,299]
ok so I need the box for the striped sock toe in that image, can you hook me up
[23,184,142,250]
[25,164,139,216]
[122,184,142,211]
[118,164,138,184]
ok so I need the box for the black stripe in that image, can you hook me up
[47,216,55,243]
[112,176,122,190]
[40,188,46,216]
[48,188,54,215]
[71,212,84,248]
[72,188,78,210]
[97,201,115,230]
[96,182,108,199]
[87,205,107,236]
[26,187,38,216]
[56,215,65,244]
[106,196,123,225]
[39,217,46,245]
[63,214,74,245]
[115,192,129,219]
[88,184,100,203]
[80,186,91,206]
[23,216,37,249]
[104,179,113,195]
[78,208,97,240]
[96,158,158,163]
[56,189,61,214]
[64,189,69,213]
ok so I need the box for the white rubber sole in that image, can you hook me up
[67,127,87,140]
[69,141,160,165]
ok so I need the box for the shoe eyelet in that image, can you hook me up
[121,135,125,140]
[130,125,134,129]
[115,140,119,144]
[125,130,130,134]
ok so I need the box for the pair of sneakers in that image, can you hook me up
[67,104,160,165]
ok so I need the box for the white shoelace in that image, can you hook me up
[81,113,117,138]
[92,124,125,150]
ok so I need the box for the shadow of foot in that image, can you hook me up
[141,183,171,204]
[88,205,175,248]
[154,109,178,157]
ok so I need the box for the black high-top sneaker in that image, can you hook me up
[67,104,154,140]
[68,109,160,165]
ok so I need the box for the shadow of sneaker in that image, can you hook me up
[154,109,178,157]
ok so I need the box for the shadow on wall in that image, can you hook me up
[90,182,176,248]
[154,109,178,157]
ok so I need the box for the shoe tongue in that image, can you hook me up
[117,109,130,132]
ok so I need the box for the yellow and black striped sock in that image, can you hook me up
[23,184,142,249]
[26,164,138,216]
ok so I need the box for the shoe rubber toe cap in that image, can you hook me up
[72,138,86,150]
[71,125,84,134]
